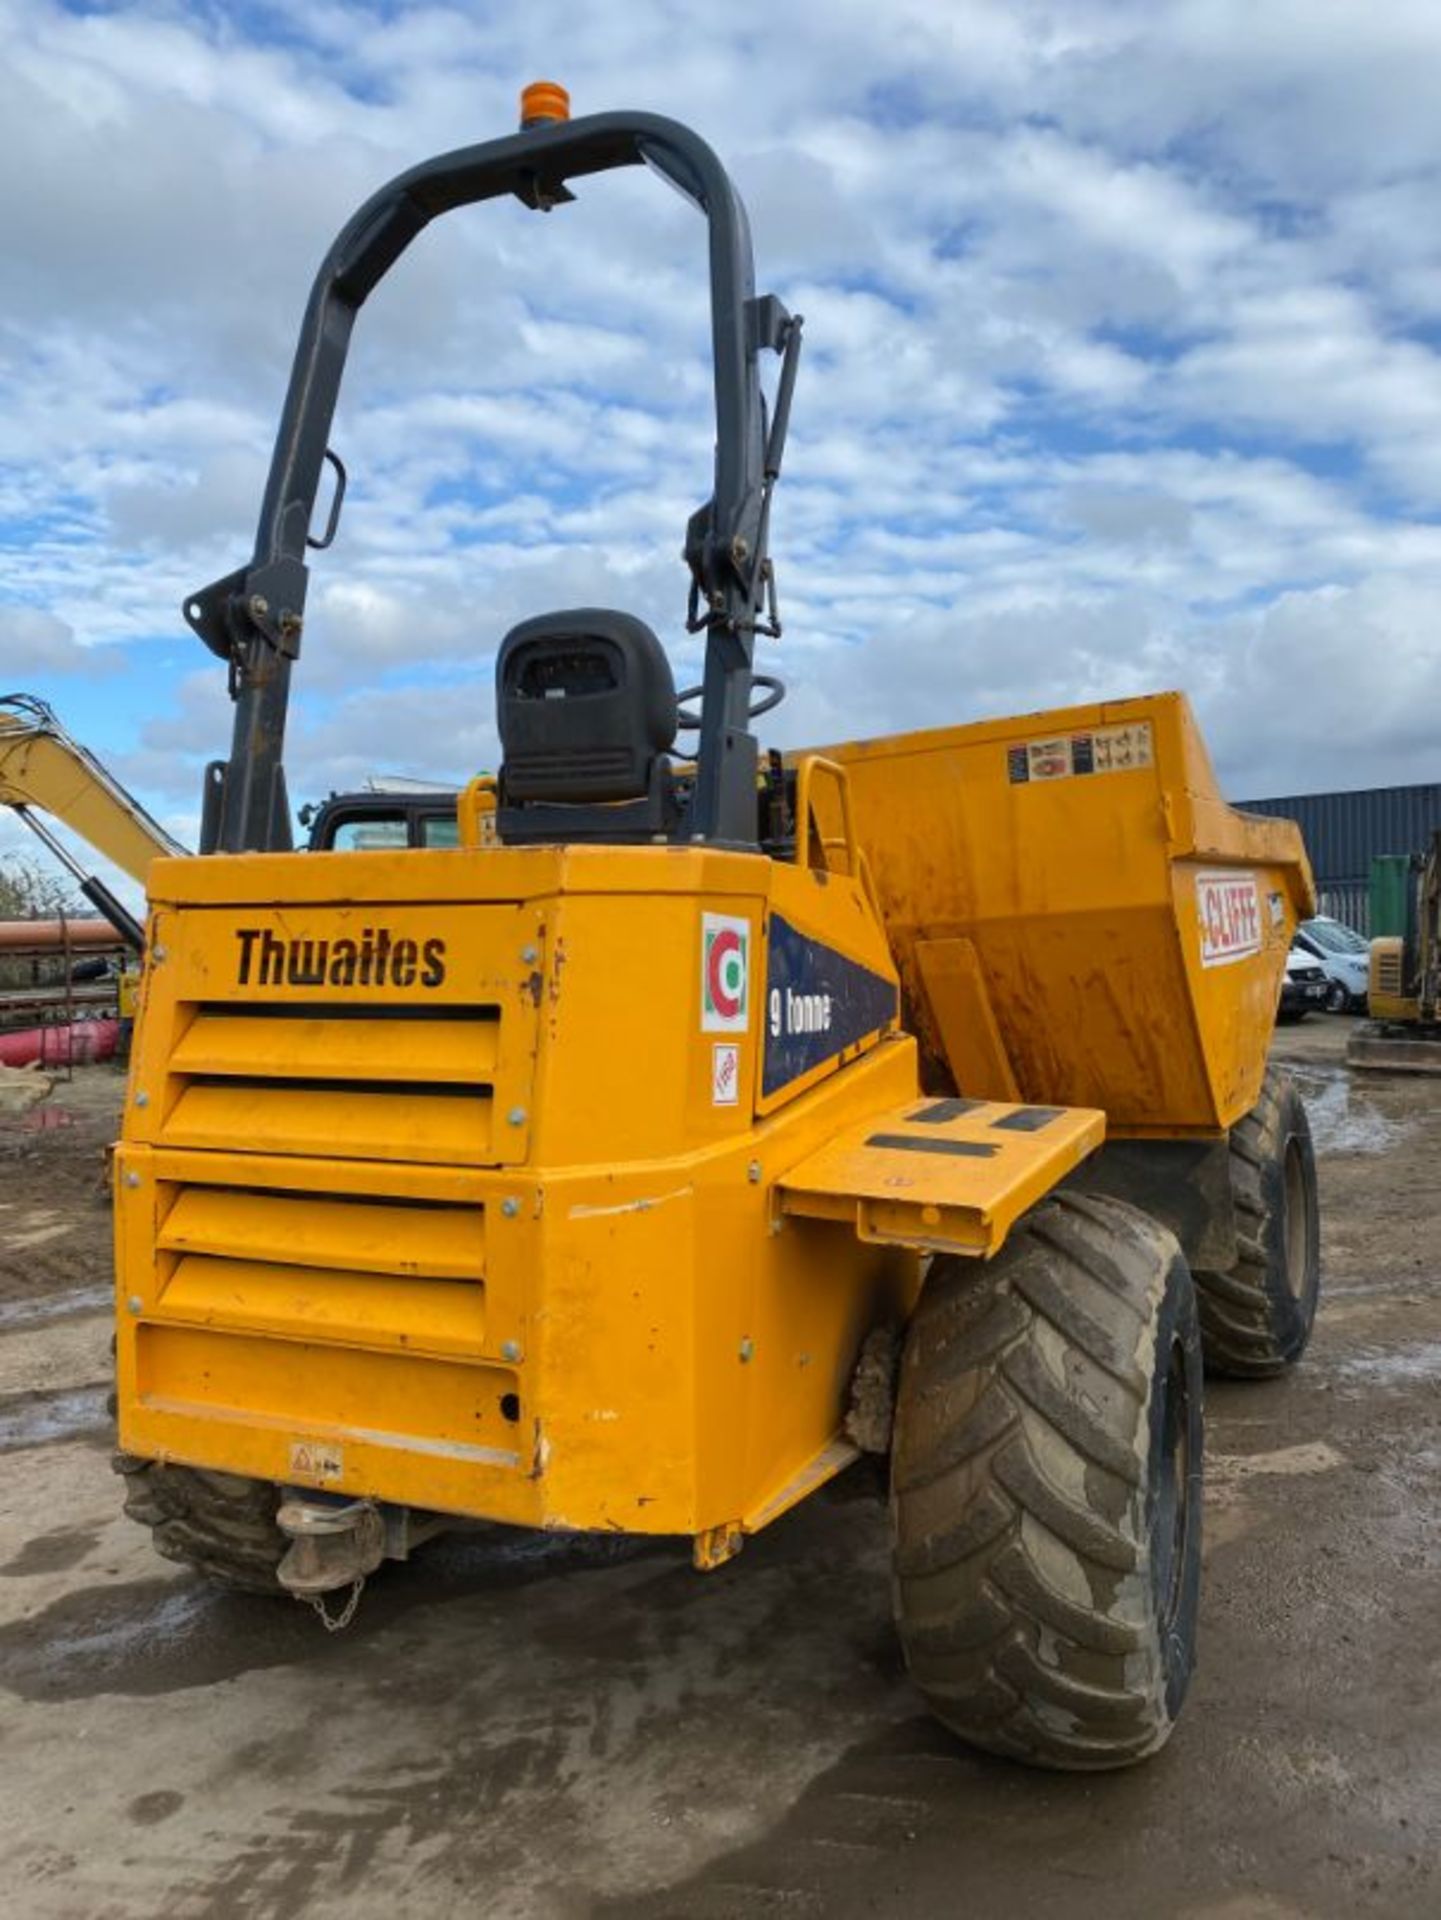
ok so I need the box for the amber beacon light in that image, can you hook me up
[520,80,570,126]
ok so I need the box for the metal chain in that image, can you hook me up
[308,1576,365,1633]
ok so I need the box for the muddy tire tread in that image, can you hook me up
[117,1459,286,1594]
[1194,1066,1320,1377]
[892,1192,1199,1772]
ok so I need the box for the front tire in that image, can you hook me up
[1325,980,1349,1014]
[114,1457,286,1593]
[891,1193,1203,1771]
[1194,1066,1320,1377]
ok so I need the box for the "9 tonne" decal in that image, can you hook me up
[701,913,750,1032]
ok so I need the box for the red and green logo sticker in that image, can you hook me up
[701,913,750,1032]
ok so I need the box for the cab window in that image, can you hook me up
[330,816,409,852]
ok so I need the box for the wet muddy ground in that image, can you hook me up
[1,1022,1438,1918]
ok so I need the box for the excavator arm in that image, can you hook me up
[0,695,186,947]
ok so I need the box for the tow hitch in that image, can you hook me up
[277,1492,386,1630]
[276,1491,450,1630]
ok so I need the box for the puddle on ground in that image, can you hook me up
[1207,1441,1345,1483]
[0,1524,101,1578]
[1204,1442,1346,1550]
[0,1382,110,1452]
[0,1282,110,1330]
[1339,1341,1441,1385]
[1291,1064,1408,1155]
[0,1527,670,1702]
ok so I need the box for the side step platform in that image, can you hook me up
[778,1095,1104,1258]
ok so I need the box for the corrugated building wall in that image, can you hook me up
[1235,783,1441,932]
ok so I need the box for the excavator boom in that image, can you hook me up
[0,694,186,945]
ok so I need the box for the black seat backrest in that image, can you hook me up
[496,609,678,806]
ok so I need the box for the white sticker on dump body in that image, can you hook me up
[1196,870,1263,967]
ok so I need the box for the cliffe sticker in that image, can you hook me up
[701,913,750,1032]
[1196,871,1262,967]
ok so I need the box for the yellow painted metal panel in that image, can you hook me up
[742,1437,861,1535]
[143,843,770,909]
[144,902,533,1007]
[114,1034,925,1541]
[158,1255,486,1356]
[778,1095,1104,1257]
[148,1146,492,1206]
[527,887,763,1163]
[158,1082,492,1164]
[136,1317,502,1436]
[128,1324,531,1509]
[912,935,1021,1103]
[171,1010,500,1084]
[808,691,1310,1135]
[158,1185,485,1280]
[1369,937,1410,1020]
[130,899,539,1166]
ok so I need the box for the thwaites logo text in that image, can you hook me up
[234,926,447,989]
[701,913,750,1032]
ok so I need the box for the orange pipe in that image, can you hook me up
[0,919,126,952]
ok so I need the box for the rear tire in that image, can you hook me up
[1194,1067,1320,1377]
[891,1193,1203,1771]
[114,1457,286,1594]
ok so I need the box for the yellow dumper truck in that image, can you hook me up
[113,89,1317,1770]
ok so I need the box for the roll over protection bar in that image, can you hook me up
[188,110,801,853]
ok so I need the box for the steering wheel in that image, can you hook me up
[676,674,786,732]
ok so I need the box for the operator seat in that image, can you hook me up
[495,608,680,842]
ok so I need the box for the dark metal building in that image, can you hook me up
[1236,782,1441,931]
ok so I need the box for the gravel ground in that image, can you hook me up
[0,1019,1437,1919]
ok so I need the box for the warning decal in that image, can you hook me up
[289,1438,343,1481]
[711,1042,740,1106]
[1091,721,1154,772]
[1008,720,1154,783]
[1196,871,1262,968]
[1027,737,1073,781]
[701,913,750,1032]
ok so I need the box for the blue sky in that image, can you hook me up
[5,0,1441,894]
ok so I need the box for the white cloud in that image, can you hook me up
[0,606,90,675]
[2,0,1441,914]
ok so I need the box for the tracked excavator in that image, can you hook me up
[0,694,185,948]
[1349,828,1441,1071]
[1,692,472,901]
[111,85,1320,1771]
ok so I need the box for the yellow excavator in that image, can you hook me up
[1348,828,1441,1071]
[112,86,1319,1772]
[0,693,186,958]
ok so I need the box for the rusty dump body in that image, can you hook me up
[810,690,1315,1136]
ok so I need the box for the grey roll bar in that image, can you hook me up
[188,109,800,852]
